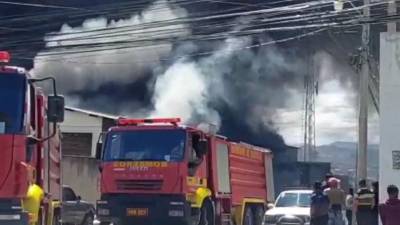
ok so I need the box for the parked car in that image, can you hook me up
[263,190,312,225]
[61,185,95,225]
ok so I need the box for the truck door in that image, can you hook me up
[214,140,231,194]
[187,133,208,182]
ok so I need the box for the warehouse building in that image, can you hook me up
[60,106,119,203]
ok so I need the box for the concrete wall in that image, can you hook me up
[61,110,103,157]
[273,162,331,197]
[379,32,400,203]
[62,156,100,204]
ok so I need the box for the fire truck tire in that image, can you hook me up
[37,207,44,225]
[253,206,264,225]
[243,206,254,225]
[199,199,215,225]
[52,210,61,225]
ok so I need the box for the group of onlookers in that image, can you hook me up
[310,174,400,225]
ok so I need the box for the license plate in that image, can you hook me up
[126,208,148,217]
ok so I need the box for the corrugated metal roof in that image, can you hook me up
[65,106,119,120]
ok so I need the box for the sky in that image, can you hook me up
[274,74,380,146]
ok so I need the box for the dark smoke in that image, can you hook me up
[68,74,154,115]
[2,0,381,151]
[215,102,287,151]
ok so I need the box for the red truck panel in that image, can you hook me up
[101,162,184,194]
[229,143,269,205]
[0,135,29,198]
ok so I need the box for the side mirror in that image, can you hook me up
[47,95,65,123]
[96,132,105,160]
[267,203,275,210]
[77,196,81,201]
[96,143,102,160]
[196,139,209,156]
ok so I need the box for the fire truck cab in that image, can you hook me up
[0,51,65,225]
[96,118,274,225]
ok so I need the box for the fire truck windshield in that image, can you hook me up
[0,74,26,134]
[103,129,186,162]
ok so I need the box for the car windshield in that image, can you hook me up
[103,129,186,162]
[275,192,311,207]
[0,74,26,134]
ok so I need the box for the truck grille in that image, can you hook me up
[116,180,163,191]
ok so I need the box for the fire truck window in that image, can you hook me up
[188,134,203,176]
[189,134,202,162]
[103,130,185,162]
[29,84,36,129]
[110,133,122,159]
[0,74,26,133]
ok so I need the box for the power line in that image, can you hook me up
[2,0,396,62]
[3,0,383,48]
[0,1,87,10]
[19,27,327,65]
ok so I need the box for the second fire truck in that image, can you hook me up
[96,118,274,225]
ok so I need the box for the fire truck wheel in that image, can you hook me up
[199,199,215,225]
[52,210,61,225]
[253,206,264,225]
[243,206,254,225]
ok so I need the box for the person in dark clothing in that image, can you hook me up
[379,185,400,225]
[311,182,330,225]
[355,180,375,225]
[372,182,379,225]
[345,188,354,225]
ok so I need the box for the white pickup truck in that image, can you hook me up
[263,190,312,225]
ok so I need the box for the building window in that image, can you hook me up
[62,132,92,157]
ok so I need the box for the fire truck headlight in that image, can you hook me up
[169,201,184,206]
[0,214,21,220]
[168,210,184,217]
[97,209,110,216]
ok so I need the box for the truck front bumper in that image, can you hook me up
[0,199,29,225]
[0,212,29,225]
[96,194,191,225]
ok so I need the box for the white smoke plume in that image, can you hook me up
[31,0,190,93]
[149,36,306,132]
[150,60,220,126]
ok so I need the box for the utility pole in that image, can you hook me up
[357,0,370,182]
[388,0,397,34]
[303,51,317,162]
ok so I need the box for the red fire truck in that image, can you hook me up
[0,51,65,225]
[95,118,274,225]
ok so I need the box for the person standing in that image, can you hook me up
[355,180,375,225]
[325,178,345,225]
[345,188,354,225]
[311,182,330,225]
[379,185,400,225]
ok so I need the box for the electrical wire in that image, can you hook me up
[15,27,327,65]
[0,1,88,10]
[1,0,396,63]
